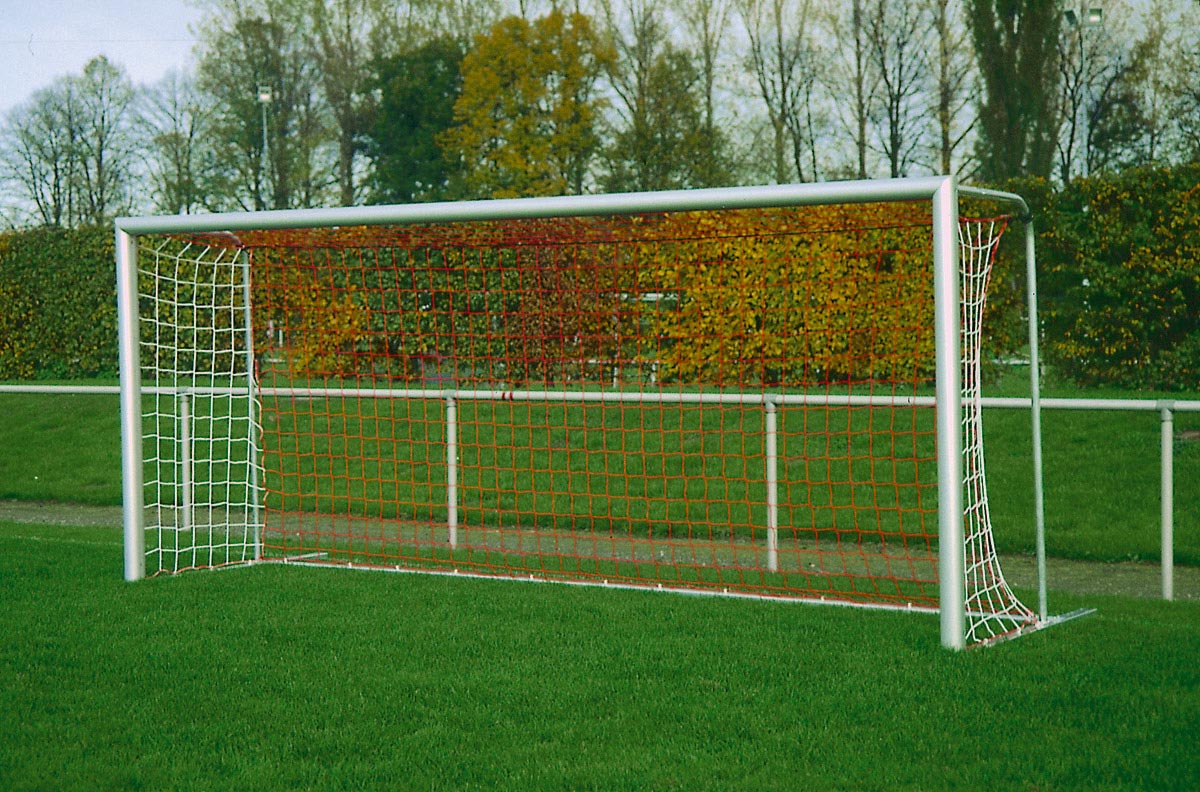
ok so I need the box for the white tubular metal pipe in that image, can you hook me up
[0,385,123,394]
[1161,403,1175,601]
[248,385,940,408]
[241,251,263,561]
[180,391,193,534]
[25,381,1200,414]
[765,399,779,573]
[981,396,1200,412]
[959,185,1031,220]
[933,177,966,650]
[1025,220,1049,622]
[116,178,956,236]
[446,394,459,549]
[116,229,145,582]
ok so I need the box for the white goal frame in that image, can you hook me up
[116,176,1049,650]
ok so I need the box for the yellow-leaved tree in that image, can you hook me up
[438,10,614,199]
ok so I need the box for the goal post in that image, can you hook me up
[116,226,143,582]
[116,176,1045,649]
[932,178,966,648]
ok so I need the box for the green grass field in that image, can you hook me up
[2,376,1199,788]
[1,519,1198,791]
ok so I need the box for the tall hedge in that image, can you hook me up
[1035,165,1200,390]
[0,227,117,379]
[3,166,1197,389]
[639,205,940,386]
[240,208,948,389]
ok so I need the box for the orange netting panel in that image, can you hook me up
[244,204,955,608]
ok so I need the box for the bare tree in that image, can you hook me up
[738,0,820,182]
[308,0,404,206]
[1130,0,1178,164]
[1055,10,1096,179]
[600,0,667,132]
[865,0,931,177]
[73,56,137,223]
[1056,2,1145,180]
[1179,71,1200,160]
[927,0,976,176]
[427,0,503,39]
[676,0,730,138]
[1152,0,1200,161]
[1085,54,1145,175]
[139,70,213,214]
[1,56,135,226]
[1,82,83,226]
[821,0,875,178]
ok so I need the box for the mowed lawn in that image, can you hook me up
[2,380,1200,789]
[2,520,1199,791]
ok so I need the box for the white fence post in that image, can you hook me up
[446,394,459,549]
[765,398,779,573]
[1161,402,1175,601]
[179,390,193,534]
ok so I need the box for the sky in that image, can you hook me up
[0,0,202,116]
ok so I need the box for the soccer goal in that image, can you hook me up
[116,177,1045,649]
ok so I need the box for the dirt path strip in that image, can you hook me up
[0,501,125,527]
[2,500,1195,601]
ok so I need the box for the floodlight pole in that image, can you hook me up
[1065,6,1104,177]
[257,85,272,210]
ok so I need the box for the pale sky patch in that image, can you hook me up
[0,0,202,115]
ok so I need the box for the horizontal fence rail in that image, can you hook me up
[6,382,1200,413]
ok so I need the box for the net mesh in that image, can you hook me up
[136,201,1035,645]
[140,239,262,573]
[959,218,1037,643]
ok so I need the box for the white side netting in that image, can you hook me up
[959,219,1037,644]
[140,239,263,574]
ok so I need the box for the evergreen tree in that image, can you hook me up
[366,37,465,203]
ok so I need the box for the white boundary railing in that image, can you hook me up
[3,382,1189,602]
[986,395,1200,602]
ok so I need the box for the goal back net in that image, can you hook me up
[116,178,1037,648]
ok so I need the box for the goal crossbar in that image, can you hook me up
[118,177,971,236]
